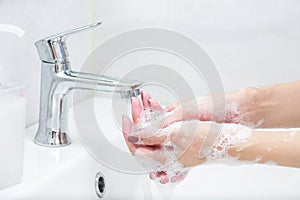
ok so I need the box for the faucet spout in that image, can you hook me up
[34,62,142,147]
[65,70,142,97]
[34,22,143,147]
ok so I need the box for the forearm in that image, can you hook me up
[230,80,300,128]
[228,129,300,168]
[258,80,300,128]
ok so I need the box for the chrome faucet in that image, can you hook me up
[34,22,142,147]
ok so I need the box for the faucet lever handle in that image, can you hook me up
[49,21,102,42]
[35,21,102,64]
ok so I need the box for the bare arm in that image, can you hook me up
[122,91,300,184]
[220,80,300,128]
[164,80,300,128]
[228,129,300,168]
[253,80,300,128]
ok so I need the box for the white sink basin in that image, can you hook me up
[0,95,300,200]
[0,123,148,200]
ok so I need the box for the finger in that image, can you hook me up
[122,115,136,154]
[148,99,164,112]
[122,115,166,153]
[141,91,151,108]
[127,130,167,145]
[131,97,142,125]
[163,101,203,128]
[149,171,156,180]
[127,135,139,143]
[159,174,169,184]
[140,134,167,145]
[148,98,174,128]
[165,102,180,112]
[171,171,187,183]
[162,108,182,128]
[154,171,170,184]
[136,148,166,164]
[137,123,180,149]
[149,171,167,180]
[165,98,193,112]
[155,171,167,177]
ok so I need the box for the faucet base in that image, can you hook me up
[33,130,71,147]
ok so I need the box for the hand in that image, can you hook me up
[122,91,181,184]
[122,91,172,184]
[122,91,222,183]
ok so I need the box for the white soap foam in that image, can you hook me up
[224,102,264,128]
[254,155,263,163]
[224,103,242,123]
[264,160,278,166]
[130,105,266,199]
[132,108,255,183]
[131,108,165,139]
[134,135,188,200]
[284,131,296,142]
[132,109,189,199]
[205,123,253,162]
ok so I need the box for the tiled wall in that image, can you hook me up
[1,0,300,126]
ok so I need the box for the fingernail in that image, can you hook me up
[128,136,139,143]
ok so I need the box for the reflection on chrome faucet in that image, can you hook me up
[34,22,142,147]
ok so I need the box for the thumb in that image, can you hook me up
[122,115,137,154]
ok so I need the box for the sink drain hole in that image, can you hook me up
[95,172,106,198]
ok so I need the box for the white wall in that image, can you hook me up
[1,0,300,126]
[0,0,93,126]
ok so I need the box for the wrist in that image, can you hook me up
[230,87,269,128]
[204,123,253,162]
